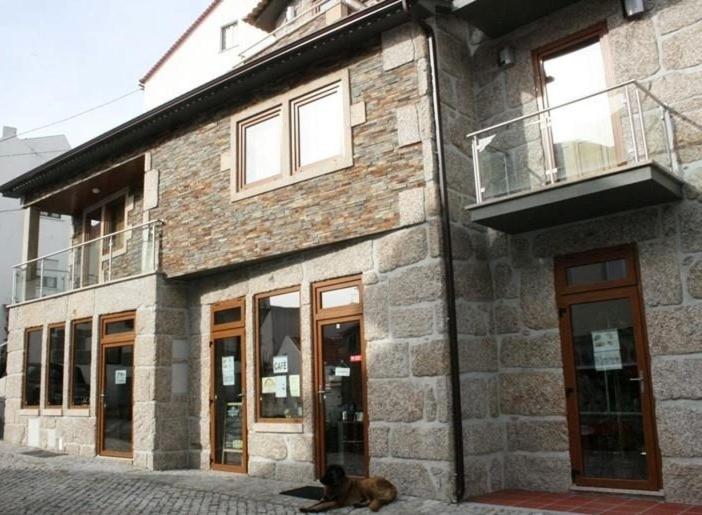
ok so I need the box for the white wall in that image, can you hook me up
[142,0,269,110]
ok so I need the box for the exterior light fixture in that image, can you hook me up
[91,187,101,194]
[622,0,646,18]
[498,46,515,68]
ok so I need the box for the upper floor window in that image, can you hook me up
[231,69,352,200]
[83,191,128,254]
[221,22,239,51]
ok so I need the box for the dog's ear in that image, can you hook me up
[321,465,346,487]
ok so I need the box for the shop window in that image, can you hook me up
[46,324,65,407]
[23,328,42,407]
[255,288,302,421]
[70,319,92,407]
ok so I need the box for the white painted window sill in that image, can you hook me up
[65,408,91,417]
[19,408,40,416]
[42,408,63,417]
[253,422,304,434]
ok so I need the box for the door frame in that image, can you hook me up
[554,245,661,491]
[210,298,248,473]
[97,311,136,459]
[312,276,369,479]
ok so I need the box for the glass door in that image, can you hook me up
[211,333,246,472]
[83,207,102,287]
[99,344,133,457]
[556,247,660,491]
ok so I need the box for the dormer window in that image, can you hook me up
[221,22,239,51]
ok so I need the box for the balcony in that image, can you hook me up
[11,220,162,304]
[466,81,686,234]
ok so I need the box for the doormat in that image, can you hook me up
[22,449,62,459]
[280,486,324,500]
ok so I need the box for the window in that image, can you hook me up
[221,22,239,51]
[70,319,92,407]
[255,288,302,421]
[0,342,7,379]
[46,324,65,407]
[82,191,128,255]
[231,70,352,200]
[42,276,58,289]
[23,328,42,407]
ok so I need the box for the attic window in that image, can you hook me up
[221,22,239,51]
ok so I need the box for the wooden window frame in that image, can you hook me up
[554,244,662,491]
[311,275,368,478]
[22,326,43,409]
[210,298,248,473]
[253,286,303,424]
[82,187,130,259]
[69,318,93,409]
[230,69,352,202]
[45,322,66,408]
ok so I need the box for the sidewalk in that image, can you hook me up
[0,441,549,514]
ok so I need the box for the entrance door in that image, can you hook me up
[98,313,135,458]
[313,278,367,478]
[555,246,660,491]
[210,300,247,473]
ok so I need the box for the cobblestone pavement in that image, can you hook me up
[0,441,556,515]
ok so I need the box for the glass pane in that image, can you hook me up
[47,326,65,406]
[24,330,42,406]
[83,208,102,287]
[245,114,281,184]
[105,318,134,335]
[297,89,343,167]
[102,345,133,453]
[104,196,126,252]
[72,321,92,406]
[214,307,242,326]
[257,291,302,419]
[570,298,647,480]
[321,321,365,477]
[321,286,360,309]
[214,336,245,467]
[567,259,627,286]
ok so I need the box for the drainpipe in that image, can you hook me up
[405,2,466,504]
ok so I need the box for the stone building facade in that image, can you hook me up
[1,0,702,506]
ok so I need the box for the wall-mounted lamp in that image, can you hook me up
[91,187,101,195]
[622,0,646,18]
[498,46,515,68]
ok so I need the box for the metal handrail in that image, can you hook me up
[12,219,164,269]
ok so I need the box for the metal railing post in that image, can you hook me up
[662,107,680,174]
[39,259,44,299]
[472,136,483,204]
[79,245,84,289]
[108,236,113,282]
[152,224,159,272]
[624,86,640,162]
[12,267,17,304]
[634,87,649,161]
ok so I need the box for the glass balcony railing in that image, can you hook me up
[467,81,681,204]
[11,220,163,304]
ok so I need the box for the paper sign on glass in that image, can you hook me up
[115,370,127,385]
[592,329,623,371]
[273,355,288,374]
[222,356,235,386]
[335,366,351,377]
[289,374,301,397]
[275,375,287,398]
[262,376,276,394]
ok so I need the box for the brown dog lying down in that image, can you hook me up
[300,465,397,512]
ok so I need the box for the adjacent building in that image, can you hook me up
[1,0,701,505]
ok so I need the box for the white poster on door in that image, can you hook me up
[222,356,235,386]
[289,374,300,397]
[275,375,287,398]
[592,329,623,371]
[335,366,351,377]
[273,355,288,374]
[115,369,127,385]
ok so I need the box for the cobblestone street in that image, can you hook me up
[0,442,541,515]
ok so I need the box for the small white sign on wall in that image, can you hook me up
[273,355,288,374]
[592,329,623,371]
[115,370,127,385]
[222,356,235,386]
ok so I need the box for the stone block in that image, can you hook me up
[305,240,373,283]
[363,283,389,341]
[456,300,492,336]
[504,453,571,492]
[652,357,702,400]
[389,426,451,460]
[520,264,558,331]
[398,187,426,226]
[391,306,433,338]
[510,237,532,268]
[411,339,450,377]
[463,420,504,455]
[248,433,287,460]
[350,101,366,126]
[662,458,702,504]
[499,372,565,416]
[493,262,517,299]
[248,459,276,478]
[463,457,490,497]
[460,377,492,419]
[610,17,659,79]
[506,418,569,452]
[382,23,418,71]
[396,104,421,147]
[493,303,519,334]
[369,425,389,457]
[647,305,702,355]
[388,263,444,306]
[368,380,424,422]
[275,462,315,482]
[638,239,682,307]
[454,261,493,302]
[458,337,498,373]
[657,0,702,34]
[377,226,427,273]
[366,340,409,379]
[370,460,436,499]
[661,21,702,70]
[679,203,702,253]
[687,258,702,298]
[247,262,303,296]
[657,404,702,457]
[500,332,562,369]
[143,169,159,210]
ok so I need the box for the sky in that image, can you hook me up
[0,0,213,148]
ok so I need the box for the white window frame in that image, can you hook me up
[221,21,239,52]
[230,69,353,202]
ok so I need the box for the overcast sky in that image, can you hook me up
[0,0,212,148]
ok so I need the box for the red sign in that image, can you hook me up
[350,355,362,362]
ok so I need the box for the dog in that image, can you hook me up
[299,465,397,512]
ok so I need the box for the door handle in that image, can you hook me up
[629,377,644,382]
